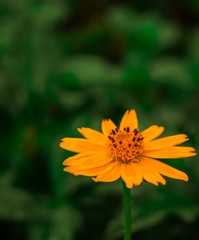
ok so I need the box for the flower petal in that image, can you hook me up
[92,163,121,182]
[138,160,166,185]
[143,146,196,159]
[120,164,134,188]
[137,161,159,186]
[101,119,117,137]
[144,134,189,150]
[142,157,189,181]
[60,138,105,153]
[65,162,114,177]
[78,127,106,144]
[124,163,143,186]
[119,109,138,130]
[63,152,92,164]
[141,125,164,143]
[64,152,111,169]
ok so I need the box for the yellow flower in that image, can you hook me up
[60,110,196,188]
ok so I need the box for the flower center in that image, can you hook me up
[107,127,144,164]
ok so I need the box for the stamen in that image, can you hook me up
[107,127,144,164]
[108,136,116,143]
[133,129,139,135]
[112,130,116,135]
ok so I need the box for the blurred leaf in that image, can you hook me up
[188,30,199,60]
[149,57,193,88]
[0,173,49,222]
[122,65,152,88]
[107,7,180,53]
[189,61,199,87]
[49,206,82,240]
[60,56,122,84]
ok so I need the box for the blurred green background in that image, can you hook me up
[0,0,199,239]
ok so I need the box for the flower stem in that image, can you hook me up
[122,180,132,240]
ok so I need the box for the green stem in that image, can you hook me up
[122,180,132,240]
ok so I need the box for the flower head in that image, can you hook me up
[60,110,196,188]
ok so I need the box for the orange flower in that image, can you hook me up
[60,110,196,188]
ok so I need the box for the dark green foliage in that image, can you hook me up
[0,0,199,239]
